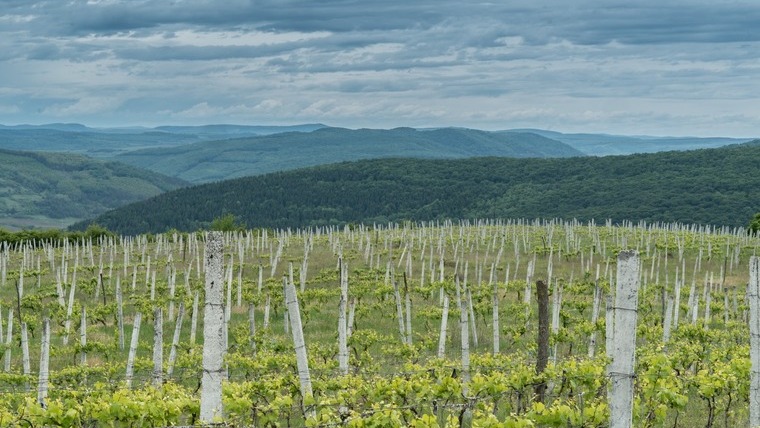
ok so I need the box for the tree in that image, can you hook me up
[749,212,760,235]
[83,223,114,240]
[210,214,244,232]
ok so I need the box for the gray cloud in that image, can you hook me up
[1,1,759,136]
[7,1,759,43]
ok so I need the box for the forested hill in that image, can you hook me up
[76,140,760,235]
[114,127,582,183]
[0,149,187,230]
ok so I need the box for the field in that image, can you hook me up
[0,219,756,427]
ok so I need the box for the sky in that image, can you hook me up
[1,0,759,137]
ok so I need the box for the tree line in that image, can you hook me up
[72,140,760,235]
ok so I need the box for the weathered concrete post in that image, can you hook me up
[201,232,225,422]
[79,307,87,366]
[37,318,50,406]
[190,290,199,345]
[125,312,142,388]
[748,256,760,427]
[2,310,11,372]
[116,275,125,351]
[167,301,185,377]
[492,282,500,355]
[338,260,348,375]
[437,294,449,358]
[456,276,470,386]
[284,274,315,417]
[608,250,640,428]
[393,279,406,343]
[588,275,602,358]
[152,307,163,386]
[21,322,30,391]
[535,280,549,403]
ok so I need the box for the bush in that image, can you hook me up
[210,214,245,232]
[749,212,760,236]
[0,224,114,247]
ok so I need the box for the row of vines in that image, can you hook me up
[0,219,756,427]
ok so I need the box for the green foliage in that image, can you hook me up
[0,227,65,245]
[82,140,760,235]
[0,148,187,230]
[748,212,760,235]
[0,224,114,246]
[210,213,245,232]
[18,384,197,427]
[0,222,757,426]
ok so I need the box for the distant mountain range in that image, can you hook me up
[1,123,752,178]
[75,140,760,235]
[510,129,751,156]
[152,123,327,137]
[0,149,187,230]
[2,122,751,152]
[0,122,327,135]
[114,127,582,183]
[1,122,756,230]
[0,123,327,157]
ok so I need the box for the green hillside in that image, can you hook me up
[76,140,760,235]
[0,149,188,230]
[115,127,582,183]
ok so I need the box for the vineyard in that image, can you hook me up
[0,219,758,427]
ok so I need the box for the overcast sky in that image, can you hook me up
[1,0,759,136]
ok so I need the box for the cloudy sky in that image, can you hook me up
[1,0,759,136]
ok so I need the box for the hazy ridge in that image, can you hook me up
[114,127,583,183]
